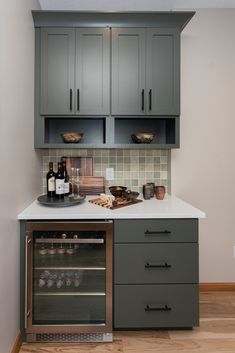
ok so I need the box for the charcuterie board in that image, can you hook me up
[89,197,142,210]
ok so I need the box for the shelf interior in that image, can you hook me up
[44,117,106,144]
[114,117,176,145]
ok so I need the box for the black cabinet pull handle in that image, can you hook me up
[77,89,80,111]
[141,89,145,111]
[145,262,171,269]
[69,89,73,111]
[145,304,172,312]
[144,229,171,235]
[149,89,152,111]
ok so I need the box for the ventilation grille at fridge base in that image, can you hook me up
[33,332,113,342]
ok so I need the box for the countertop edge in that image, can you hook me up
[17,195,206,220]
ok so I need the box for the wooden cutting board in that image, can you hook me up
[89,197,142,209]
[79,176,105,195]
[61,157,93,176]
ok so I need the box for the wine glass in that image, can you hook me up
[69,167,80,199]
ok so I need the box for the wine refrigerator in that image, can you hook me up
[21,221,113,342]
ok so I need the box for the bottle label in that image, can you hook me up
[64,181,70,194]
[48,177,55,191]
[56,179,64,194]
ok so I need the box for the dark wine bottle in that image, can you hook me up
[55,162,64,199]
[62,160,70,196]
[47,162,55,198]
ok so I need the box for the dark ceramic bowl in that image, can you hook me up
[122,190,139,200]
[109,186,127,197]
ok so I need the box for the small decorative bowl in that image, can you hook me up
[122,190,139,200]
[109,186,127,197]
[57,248,65,255]
[61,132,83,143]
[131,132,155,144]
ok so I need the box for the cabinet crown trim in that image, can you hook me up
[32,11,195,31]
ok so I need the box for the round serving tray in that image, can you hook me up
[37,194,86,207]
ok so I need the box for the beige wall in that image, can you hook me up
[172,9,235,282]
[0,1,41,352]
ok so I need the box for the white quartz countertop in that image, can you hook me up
[17,195,205,220]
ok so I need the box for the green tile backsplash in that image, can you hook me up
[42,149,169,194]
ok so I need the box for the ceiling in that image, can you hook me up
[38,0,235,11]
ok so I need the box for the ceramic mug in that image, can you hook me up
[155,186,166,200]
[143,184,152,200]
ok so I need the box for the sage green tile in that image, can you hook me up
[124,157,131,163]
[123,171,131,179]
[116,163,123,171]
[101,157,109,163]
[131,179,138,187]
[154,157,161,164]
[154,172,161,179]
[146,156,154,163]
[116,171,123,179]
[130,150,139,156]
[94,150,101,156]
[160,164,168,171]
[123,149,130,156]
[94,157,101,163]
[146,150,153,156]
[117,150,123,157]
[117,157,124,163]
[124,163,130,171]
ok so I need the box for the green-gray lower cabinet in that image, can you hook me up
[113,219,199,329]
[114,284,199,328]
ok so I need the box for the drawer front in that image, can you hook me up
[114,243,198,284]
[114,219,198,243]
[114,284,199,328]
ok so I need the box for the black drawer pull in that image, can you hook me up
[141,89,145,111]
[69,88,73,111]
[144,229,171,235]
[77,89,80,111]
[145,304,172,312]
[149,89,152,111]
[145,262,171,269]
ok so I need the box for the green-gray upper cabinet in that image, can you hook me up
[112,28,146,115]
[146,28,180,115]
[111,28,180,116]
[75,28,110,115]
[40,27,110,116]
[40,28,75,115]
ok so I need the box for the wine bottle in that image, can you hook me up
[62,160,70,196]
[47,162,55,198]
[55,162,64,199]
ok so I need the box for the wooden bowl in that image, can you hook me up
[61,132,83,143]
[131,132,155,144]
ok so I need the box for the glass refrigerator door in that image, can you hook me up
[31,228,107,326]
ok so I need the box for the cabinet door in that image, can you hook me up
[76,28,110,115]
[40,28,75,115]
[146,29,180,115]
[112,28,146,115]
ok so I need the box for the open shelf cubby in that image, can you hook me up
[44,117,106,146]
[114,117,178,148]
